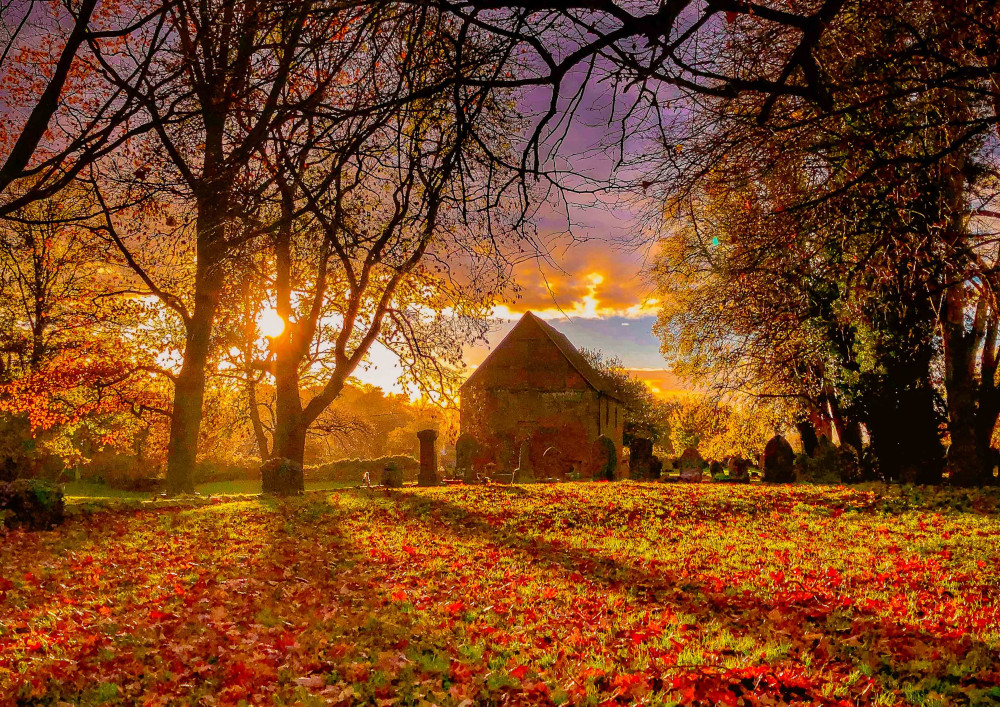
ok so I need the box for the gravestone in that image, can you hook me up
[629,438,653,480]
[455,433,478,482]
[590,435,617,481]
[514,440,535,483]
[762,435,795,483]
[417,429,439,487]
[709,460,725,477]
[678,447,704,482]
[261,457,304,495]
[649,456,663,480]
[541,446,566,480]
[727,456,750,482]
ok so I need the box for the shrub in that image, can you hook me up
[192,459,258,485]
[382,462,404,488]
[311,455,419,484]
[793,442,864,484]
[79,452,163,491]
[0,479,65,530]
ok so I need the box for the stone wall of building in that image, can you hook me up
[459,315,624,474]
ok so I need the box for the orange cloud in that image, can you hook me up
[628,368,692,399]
[497,238,660,320]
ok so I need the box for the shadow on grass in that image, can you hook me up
[381,487,1000,699]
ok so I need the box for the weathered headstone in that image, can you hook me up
[678,446,704,482]
[762,435,795,483]
[455,433,478,482]
[590,435,617,481]
[541,446,566,480]
[417,429,438,487]
[629,438,653,480]
[382,461,403,488]
[261,457,304,495]
[649,456,663,480]
[514,440,535,483]
[727,456,750,482]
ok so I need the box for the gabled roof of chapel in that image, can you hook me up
[460,311,622,400]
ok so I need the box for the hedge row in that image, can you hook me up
[309,455,420,483]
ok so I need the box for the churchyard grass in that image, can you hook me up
[2,482,999,705]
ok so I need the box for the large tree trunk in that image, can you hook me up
[271,357,306,466]
[942,283,985,486]
[267,214,308,486]
[164,194,227,495]
[164,269,221,494]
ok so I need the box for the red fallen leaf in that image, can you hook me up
[613,672,647,691]
[391,590,407,602]
[451,661,474,682]
[509,664,529,680]
[294,675,324,688]
[706,687,739,706]
[725,10,738,23]
[402,544,417,555]
[446,600,465,616]
[149,609,168,621]
[173,583,185,596]
[0,577,12,591]
[98,605,112,616]
[227,660,255,686]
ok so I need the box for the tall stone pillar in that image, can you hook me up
[417,429,439,487]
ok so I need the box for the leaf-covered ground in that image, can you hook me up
[2,483,1000,706]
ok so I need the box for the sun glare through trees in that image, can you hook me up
[2,0,1000,704]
